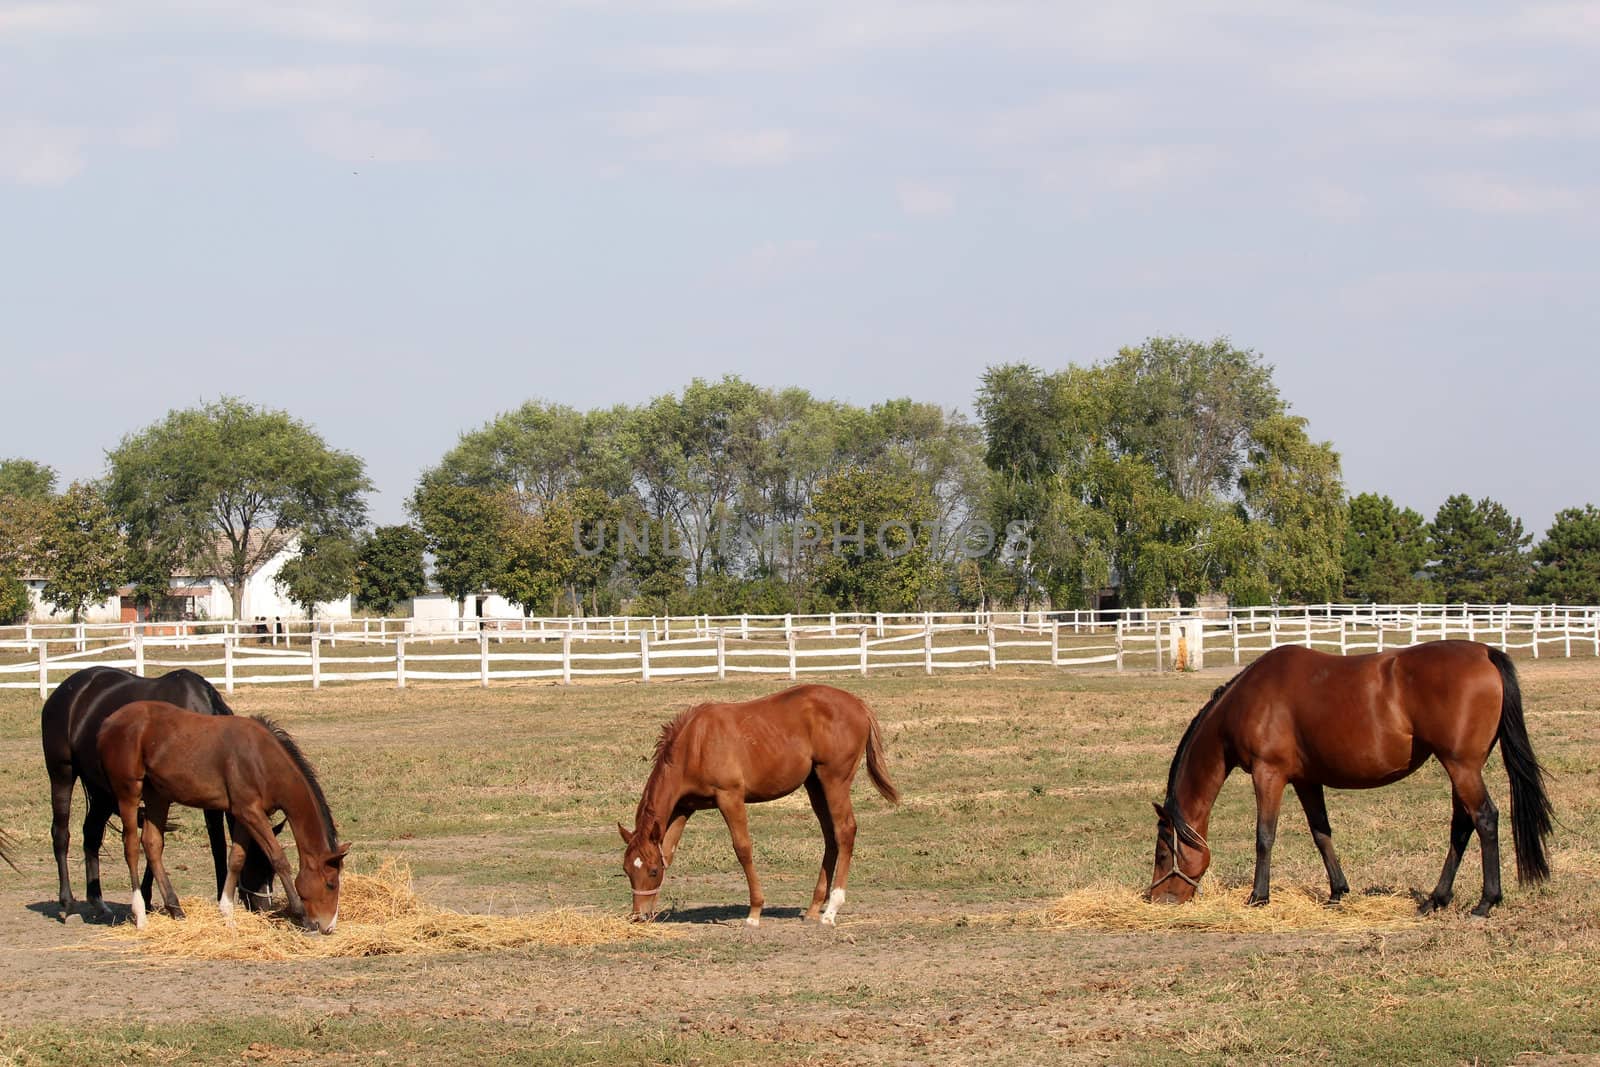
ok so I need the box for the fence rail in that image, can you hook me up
[3,603,1598,696]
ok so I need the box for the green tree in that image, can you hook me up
[0,574,28,624]
[1530,505,1600,603]
[409,482,503,619]
[498,489,622,616]
[355,525,428,615]
[1343,493,1435,602]
[273,533,359,621]
[1429,495,1532,602]
[1236,415,1346,603]
[106,398,370,619]
[37,482,126,622]
[0,458,56,501]
[805,466,941,611]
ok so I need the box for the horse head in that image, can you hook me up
[617,822,665,921]
[1147,801,1209,904]
[293,841,351,934]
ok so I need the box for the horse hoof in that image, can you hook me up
[168,905,187,921]
[820,914,837,926]
[1470,900,1499,919]
[1246,895,1269,908]
[744,916,760,928]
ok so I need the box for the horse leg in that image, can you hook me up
[219,839,248,921]
[1449,762,1503,917]
[82,789,128,921]
[204,808,229,900]
[234,806,304,919]
[139,797,185,920]
[714,791,764,927]
[116,795,147,929]
[49,770,76,921]
[817,773,857,925]
[1247,770,1286,906]
[802,773,839,922]
[1293,782,1349,903]
[661,811,692,867]
[1421,799,1474,914]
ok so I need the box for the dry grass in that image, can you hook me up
[1040,881,1423,933]
[85,856,676,961]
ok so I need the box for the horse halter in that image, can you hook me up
[1149,821,1206,896]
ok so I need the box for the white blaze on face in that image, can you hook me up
[820,887,845,925]
[633,857,643,870]
[325,908,338,934]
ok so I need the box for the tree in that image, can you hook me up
[0,574,27,624]
[497,488,621,616]
[1429,495,1532,602]
[1236,415,1346,603]
[409,482,503,619]
[805,466,942,611]
[1343,493,1435,602]
[274,533,359,622]
[37,482,126,622]
[0,458,56,501]
[106,398,370,619]
[355,525,428,615]
[1530,505,1600,603]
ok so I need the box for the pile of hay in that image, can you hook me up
[1040,882,1423,933]
[92,856,673,960]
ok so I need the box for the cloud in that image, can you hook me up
[896,181,953,217]
[1427,173,1590,217]
[0,121,85,186]
[608,96,811,167]
[1302,180,1365,221]
[0,3,100,35]
[226,64,391,107]
[302,113,441,163]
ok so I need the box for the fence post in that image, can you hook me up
[1565,616,1572,658]
[133,625,145,676]
[1050,620,1060,668]
[787,627,798,681]
[876,612,884,638]
[1231,619,1240,666]
[562,631,573,685]
[640,629,652,682]
[829,613,837,638]
[859,627,869,677]
[1531,612,1540,658]
[1338,618,1347,656]
[716,629,727,682]
[741,614,749,640]
[396,635,406,689]
[224,632,235,693]
[923,622,934,676]
[1154,620,1164,672]
[1115,621,1125,672]
[38,639,48,699]
[479,629,490,688]
[311,631,321,690]
[986,619,997,670]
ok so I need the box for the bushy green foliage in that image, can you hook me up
[1428,494,1532,602]
[1531,505,1600,604]
[36,482,126,622]
[355,525,428,614]
[1344,493,1436,602]
[0,573,29,624]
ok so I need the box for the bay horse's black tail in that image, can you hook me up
[1489,649,1552,884]
[864,708,900,806]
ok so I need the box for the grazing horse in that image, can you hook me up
[42,665,278,921]
[1149,641,1553,917]
[97,701,349,933]
[619,684,899,927]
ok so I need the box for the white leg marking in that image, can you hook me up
[744,915,760,927]
[131,894,147,930]
[821,887,846,925]
[219,868,238,920]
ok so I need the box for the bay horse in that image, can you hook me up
[97,701,349,932]
[619,684,899,927]
[1150,641,1553,917]
[42,665,277,921]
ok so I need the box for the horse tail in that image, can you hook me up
[863,705,900,806]
[1489,648,1552,884]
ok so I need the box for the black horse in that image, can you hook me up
[42,665,277,921]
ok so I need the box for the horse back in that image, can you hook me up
[42,666,229,792]
[96,700,248,811]
[680,685,876,798]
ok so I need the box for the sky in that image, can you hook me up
[3,1,1597,534]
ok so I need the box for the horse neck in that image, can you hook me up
[1172,713,1229,840]
[263,745,338,864]
[635,760,684,841]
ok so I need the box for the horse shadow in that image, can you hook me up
[658,904,807,924]
[25,899,140,925]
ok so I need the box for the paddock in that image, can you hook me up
[1,660,1596,1064]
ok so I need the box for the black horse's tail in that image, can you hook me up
[1489,649,1553,884]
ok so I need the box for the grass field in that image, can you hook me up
[1,659,1598,1064]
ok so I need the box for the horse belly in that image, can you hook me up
[740,752,815,803]
[1302,729,1423,790]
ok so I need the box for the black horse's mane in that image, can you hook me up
[252,715,339,846]
[1161,668,1247,848]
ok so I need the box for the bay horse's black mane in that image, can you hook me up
[1161,668,1248,848]
[252,715,339,846]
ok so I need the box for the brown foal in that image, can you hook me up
[619,684,899,926]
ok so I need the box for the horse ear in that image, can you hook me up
[329,843,351,867]
[1151,802,1166,819]
[617,822,634,845]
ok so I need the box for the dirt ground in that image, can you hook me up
[3,661,1599,1064]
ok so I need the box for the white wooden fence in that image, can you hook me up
[2,604,1596,696]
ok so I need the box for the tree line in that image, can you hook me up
[2,337,1598,623]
